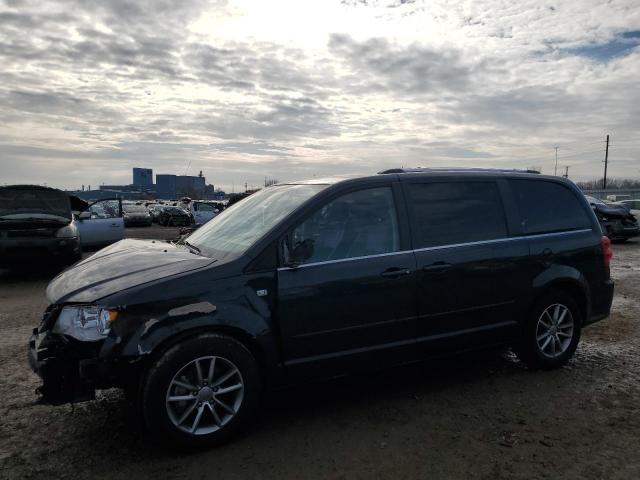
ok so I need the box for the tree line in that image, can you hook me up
[576,178,640,190]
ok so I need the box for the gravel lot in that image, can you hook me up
[1,228,639,480]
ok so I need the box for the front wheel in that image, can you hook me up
[515,290,582,369]
[141,333,261,448]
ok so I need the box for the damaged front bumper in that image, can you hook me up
[28,327,98,404]
[600,217,639,240]
[27,307,125,405]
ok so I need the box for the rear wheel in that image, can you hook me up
[141,333,260,448]
[516,290,582,369]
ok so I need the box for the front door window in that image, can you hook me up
[289,187,399,264]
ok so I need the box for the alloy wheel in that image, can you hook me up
[536,303,575,358]
[165,356,244,435]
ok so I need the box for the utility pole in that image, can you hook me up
[554,147,559,176]
[603,134,610,190]
[564,166,569,178]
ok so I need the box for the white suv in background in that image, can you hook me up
[188,201,221,225]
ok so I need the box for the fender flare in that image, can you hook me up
[530,265,591,322]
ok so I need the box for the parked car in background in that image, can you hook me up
[157,206,192,226]
[0,185,124,264]
[605,194,631,202]
[29,169,614,447]
[189,201,221,225]
[123,204,152,227]
[0,185,82,265]
[74,198,124,248]
[148,205,164,223]
[585,195,639,242]
[616,199,640,217]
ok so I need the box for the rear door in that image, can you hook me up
[77,198,123,247]
[276,184,418,378]
[404,178,528,355]
[508,178,598,295]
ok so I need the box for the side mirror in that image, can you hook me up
[78,211,91,220]
[288,239,314,266]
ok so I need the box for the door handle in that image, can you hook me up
[380,267,412,279]
[422,262,452,273]
[541,248,553,257]
[110,224,120,228]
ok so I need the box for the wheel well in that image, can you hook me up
[137,326,267,387]
[543,280,589,324]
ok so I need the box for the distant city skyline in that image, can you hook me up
[1,0,640,192]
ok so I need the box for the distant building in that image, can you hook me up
[133,167,153,187]
[156,174,177,199]
[156,174,207,199]
[69,168,214,201]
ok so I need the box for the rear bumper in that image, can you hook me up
[585,278,615,326]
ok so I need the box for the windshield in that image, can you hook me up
[187,184,327,259]
[0,187,71,219]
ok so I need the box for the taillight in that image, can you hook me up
[601,235,612,271]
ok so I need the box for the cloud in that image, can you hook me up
[1,0,640,191]
[328,33,476,95]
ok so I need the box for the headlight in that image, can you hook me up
[55,224,78,238]
[53,306,118,341]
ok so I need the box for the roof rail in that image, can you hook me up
[377,167,541,174]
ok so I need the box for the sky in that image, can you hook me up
[1,0,639,192]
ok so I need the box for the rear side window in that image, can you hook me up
[510,179,591,234]
[405,181,507,248]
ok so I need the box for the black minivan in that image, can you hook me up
[28,169,614,447]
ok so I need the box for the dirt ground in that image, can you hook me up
[1,228,639,480]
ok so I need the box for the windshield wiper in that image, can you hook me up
[184,241,202,255]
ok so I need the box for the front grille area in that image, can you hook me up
[6,228,56,238]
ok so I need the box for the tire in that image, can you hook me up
[141,333,260,448]
[515,290,582,369]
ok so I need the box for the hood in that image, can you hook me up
[592,202,632,218]
[69,195,89,212]
[0,185,72,220]
[46,239,216,304]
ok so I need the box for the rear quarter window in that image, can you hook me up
[510,179,591,234]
